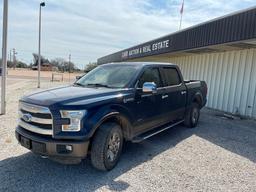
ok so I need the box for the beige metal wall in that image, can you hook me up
[168,49,256,118]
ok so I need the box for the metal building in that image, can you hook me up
[97,7,256,118]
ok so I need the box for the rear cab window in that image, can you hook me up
[161,67,182,87]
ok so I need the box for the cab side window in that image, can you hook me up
[138,68,162,88]
[162,68,181,86]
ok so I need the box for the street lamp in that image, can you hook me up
[38,2,45,88]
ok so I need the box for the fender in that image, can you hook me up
[191,91,203,108]
[84,104,134,140]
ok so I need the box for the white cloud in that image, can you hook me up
[0,0,255,68]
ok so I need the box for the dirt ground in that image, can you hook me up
[0,78,256,192]
[7,68,84,82]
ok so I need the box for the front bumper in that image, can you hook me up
[15,126,89,159]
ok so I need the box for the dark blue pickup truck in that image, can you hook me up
[16,62,207,171]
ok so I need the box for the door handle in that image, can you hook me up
[181,91,187,95]
[162,95,168,99]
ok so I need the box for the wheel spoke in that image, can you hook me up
[107,132,121,162]
[107,150,115,161]
[192,108,199,123]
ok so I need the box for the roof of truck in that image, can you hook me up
[102,62,177,67]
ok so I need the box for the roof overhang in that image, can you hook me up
[98,6,256,64]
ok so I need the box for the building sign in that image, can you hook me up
[121,39,170,59]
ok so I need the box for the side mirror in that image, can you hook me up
[142,82,157,93]
[76,75,82,80]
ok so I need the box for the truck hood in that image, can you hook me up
[21,85,127,107]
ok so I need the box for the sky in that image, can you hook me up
[0,0,255,69]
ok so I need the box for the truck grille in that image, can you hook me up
[18,102,53,135]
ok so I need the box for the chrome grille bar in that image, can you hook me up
[18,102,53,136]
[18,120,52,135]
[19,102,51,114]
[18,111,53,124]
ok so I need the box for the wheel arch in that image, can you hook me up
[96,112,133,140]
[192,92,203,108]
[86,105,134,142]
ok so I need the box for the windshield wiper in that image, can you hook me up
[73,82,85,87]
[86,83,117,88]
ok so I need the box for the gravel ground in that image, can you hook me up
[0,79,256,192]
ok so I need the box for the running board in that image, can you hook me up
[131,120,184,143]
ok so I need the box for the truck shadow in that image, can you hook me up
[0,125,193,192]
[0,109,255,191]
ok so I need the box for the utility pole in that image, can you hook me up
[12,48,17,69]
[68,54,71,82]
[9,49,12,62]
[1,0,8,115]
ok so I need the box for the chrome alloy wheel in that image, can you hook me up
[107,132,121,162]
[192,107,199,124]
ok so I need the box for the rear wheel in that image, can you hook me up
[184,102,200,128]
[90,123,123,171]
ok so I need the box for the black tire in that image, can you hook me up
[90,122,123,171]
[184,102,200,128]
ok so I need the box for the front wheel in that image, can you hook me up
[184,102,200,128]
[90,123,123,171]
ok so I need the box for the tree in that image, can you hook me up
[51,57,65,71]
[84,62,98,72]
[0,58,29,68]
[32,53,49,66]
[16,61,29,68]
[50,58,77,72]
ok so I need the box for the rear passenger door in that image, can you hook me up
[160,67,187,123]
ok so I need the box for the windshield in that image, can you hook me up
[76,65,139,88]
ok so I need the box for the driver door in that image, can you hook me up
[133,67,166,135]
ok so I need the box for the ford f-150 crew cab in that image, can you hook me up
[16,62,207,171]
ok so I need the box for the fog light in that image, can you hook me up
[66,145,72,151]
[57,144,73,154]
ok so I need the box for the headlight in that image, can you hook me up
[60,110,86,132]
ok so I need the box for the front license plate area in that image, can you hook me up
[20,136,31,149]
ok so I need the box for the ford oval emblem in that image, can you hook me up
[22,113,32,122]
